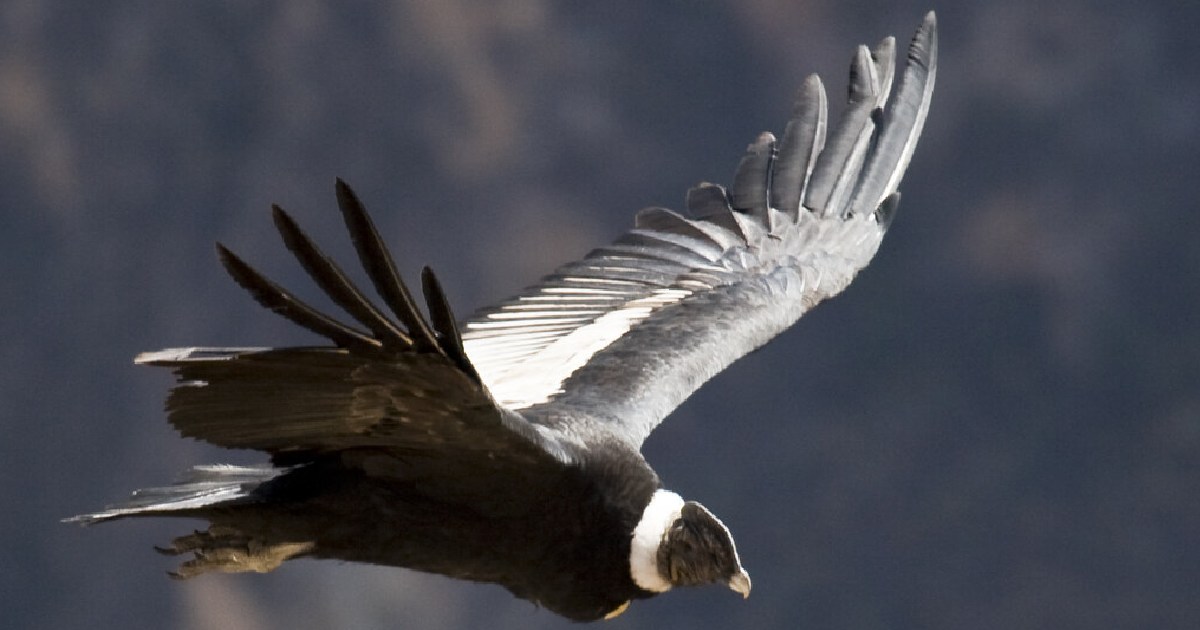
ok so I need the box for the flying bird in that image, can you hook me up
[69,13,937,622]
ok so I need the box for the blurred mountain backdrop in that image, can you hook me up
[3,1,1197,628]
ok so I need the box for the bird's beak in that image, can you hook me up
[728,569,752,598]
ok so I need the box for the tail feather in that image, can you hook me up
[64,464,280,525]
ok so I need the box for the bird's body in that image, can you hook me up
[173,447,660,620]
[68,13,937,622]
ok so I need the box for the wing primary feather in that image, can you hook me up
[335,179,441,353]
[846,11,938,217]
[875,191,901,228]
[215,244,380,351]
[686,182,732,217]
[804,45,880,218]
[421,266,481,382]
[633,207,726,252]
[871,36,897,107]
[770,74,827,219]
[847,44,879,104]
[730,132,776,227]
[271,205,411,349]
[685,184,747,244]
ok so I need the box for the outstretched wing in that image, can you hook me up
[461,13,937,447]
[142,181,574,467]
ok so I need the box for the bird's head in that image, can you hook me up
[630,490,750,598]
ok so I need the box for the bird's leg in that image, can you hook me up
[155,526,314,578]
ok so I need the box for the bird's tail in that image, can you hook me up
[63,464,279,525]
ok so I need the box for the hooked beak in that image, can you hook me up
[728,569,752,599]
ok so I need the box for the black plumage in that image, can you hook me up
[67,13,937,622]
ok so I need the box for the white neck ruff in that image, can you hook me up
[629,489,684,592]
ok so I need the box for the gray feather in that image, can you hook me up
[846,11,938,215]
[462,13,938,447]
[771,74,827,219]
[64,465,278,524]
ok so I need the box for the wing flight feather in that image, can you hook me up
[145,191,575,465]
[462,13,937,447]
[147,14,936,459]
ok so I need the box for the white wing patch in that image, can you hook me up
[464,286,694,408]
[461,209,889,427]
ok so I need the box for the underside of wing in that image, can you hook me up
[143,182,572,466]
[461,13,937,447]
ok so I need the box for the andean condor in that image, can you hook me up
[69,12,937,622]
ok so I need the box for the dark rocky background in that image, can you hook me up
[4,1,1197,628]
